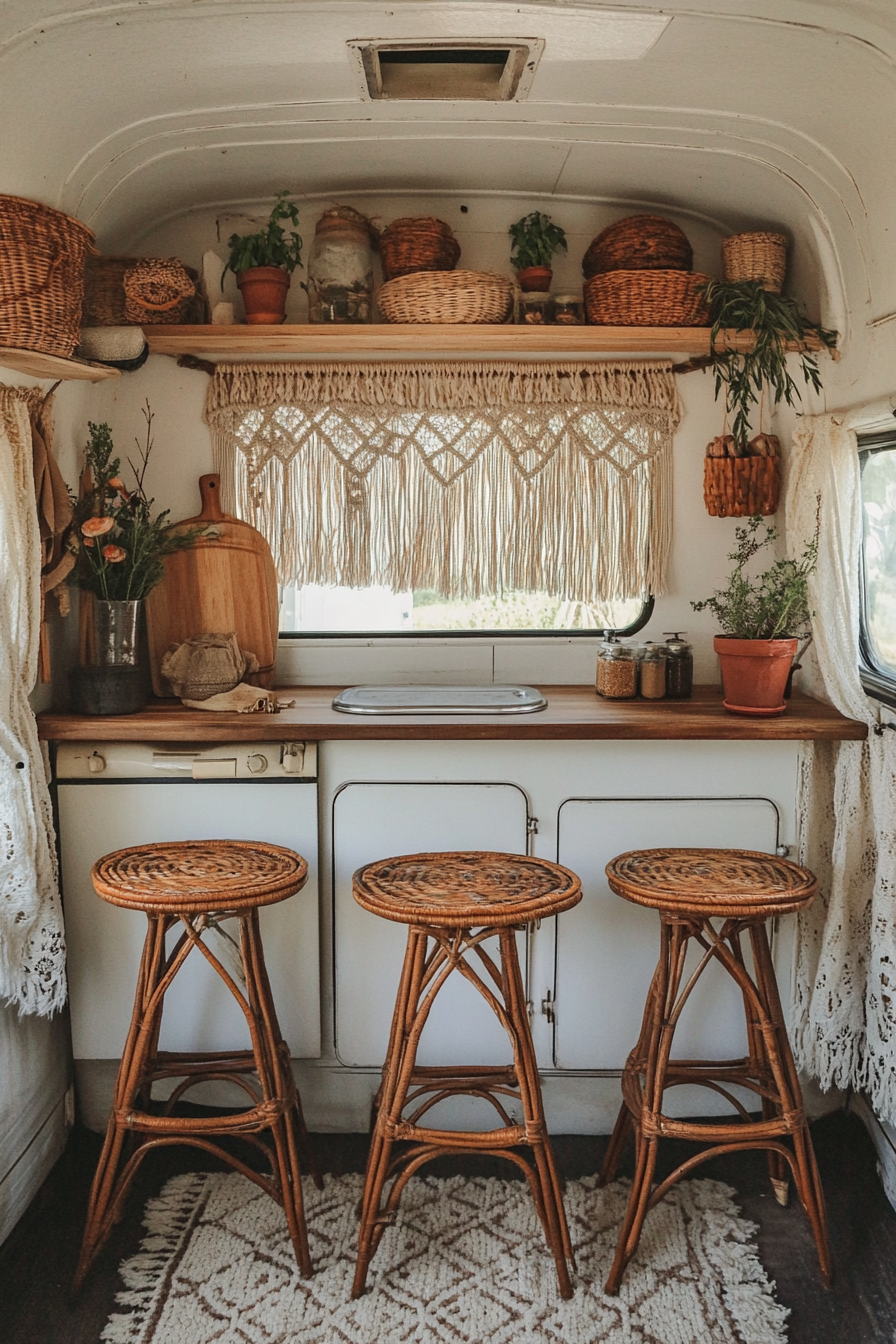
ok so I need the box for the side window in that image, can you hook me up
[859,433,896,698]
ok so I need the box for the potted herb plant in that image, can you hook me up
[691,510,819,715]
[702,279,837,453]
[509,211,568,292]
[224,190,303,324]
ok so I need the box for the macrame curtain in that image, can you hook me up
[784,413,896,1124]
[0,388,66,1017]
[205,361,679,605]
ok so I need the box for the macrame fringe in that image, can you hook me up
[206,361,677,604]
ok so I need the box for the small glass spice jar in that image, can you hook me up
[518,291,551,325]
[549,292,584,325]
[639,642,667,700]
[663,631,694,699]
[596,637,639,699]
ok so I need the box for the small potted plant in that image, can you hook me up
[691,509,819,715]
[224,190,303,324]
[509,211,568,292]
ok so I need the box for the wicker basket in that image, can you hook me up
[704,456,780,517]
[0,195,95,356]
[378,270,513,324]
[379,217,461,281]
[123,259,198,325]
[583,216,693,279]
[585,270,711,326]
[84,256,204,326]
[722,232,788,293]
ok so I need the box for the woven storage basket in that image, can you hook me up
[0,195,95,356]
[378,270,513,324]
[379,217,461,281]
[583,215,693,279]
[585,270,711,326]
[722,232,788,293]
[123,258,198,325]
[704,456,780,517]
[84,256,204,325]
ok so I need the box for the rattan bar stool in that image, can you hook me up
[351,850,582,1300]
[598,846,832,1295]
[74,839,321,1291]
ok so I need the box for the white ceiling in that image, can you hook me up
[2,0,895,325]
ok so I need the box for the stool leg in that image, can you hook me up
[241,911,314,1277]
[352,927,430,1299]
[749,924,833,1286]
[599,957,664,1187]
[498,928,574,1298]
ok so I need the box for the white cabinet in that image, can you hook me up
[332,781,529,1067]
[553,797,780,1070]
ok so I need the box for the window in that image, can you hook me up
[859,431,896,699]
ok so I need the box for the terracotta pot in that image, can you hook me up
[517,265,553,293]
[714,635,798,716]
[236,266,290,324]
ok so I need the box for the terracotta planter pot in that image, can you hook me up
[714,635,799,716]
[517,265,553,293]
[236,266,290,324]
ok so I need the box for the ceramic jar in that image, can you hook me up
[306,207,375,324]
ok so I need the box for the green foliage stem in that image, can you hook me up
[509,211,568,270]
[691,510,819,640]
[223,190,303,279]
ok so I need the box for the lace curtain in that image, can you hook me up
[205,361,679,605]
[0,388,66,1016]
[784,413,896,1123]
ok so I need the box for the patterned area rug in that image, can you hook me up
[103,1172,788,1344]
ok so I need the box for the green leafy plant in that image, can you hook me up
[223,190,303,278]
[691,510,819,640]
[70,404,204,601]
[701,279,837,450]
[508,211,568,270]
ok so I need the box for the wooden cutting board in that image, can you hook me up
[146,474,279,697]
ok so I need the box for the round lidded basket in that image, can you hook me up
[0,194,96,356]
[584,270,712,326]
[721,231,788,293]
[583,215,693,279]
[378,270,513,324]
[379,216,461,282]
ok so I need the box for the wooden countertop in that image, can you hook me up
[37,686,867,743]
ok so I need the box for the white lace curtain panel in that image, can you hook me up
[0,388,66,1017]
[784,413,896,1124]
[205,360,680,604]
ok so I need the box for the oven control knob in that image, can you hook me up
[246,752,268,775]
[87,751,106,774]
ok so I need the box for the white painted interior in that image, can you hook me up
[4,0,894,1236]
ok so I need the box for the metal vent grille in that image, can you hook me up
[348,39,543,101]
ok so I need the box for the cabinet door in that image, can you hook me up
[554,798,779,1071]
[58,782,320,1059]
[333,782,529,1068]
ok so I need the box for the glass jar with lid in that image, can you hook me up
[549,292,584,325]
[306,206,377,324]
[663,631,694,699]
[639,642,667,699]
[596,637,639,699]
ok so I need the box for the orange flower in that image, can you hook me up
[82,516,115,537]
[102,544,126,563]
[83,538,95,548]
[108,477,130,499]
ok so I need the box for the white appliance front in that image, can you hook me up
[57,743,320,1061]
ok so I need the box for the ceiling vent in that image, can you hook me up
[348,39,544,101]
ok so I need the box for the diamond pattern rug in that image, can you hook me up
[103,1172,788,1344]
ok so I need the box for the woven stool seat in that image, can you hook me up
[599,846,832,1296]
[351,850,581,1300]
[74,839,319,1292]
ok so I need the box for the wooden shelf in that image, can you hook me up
[0,347,120,382]
[143,324,827,362]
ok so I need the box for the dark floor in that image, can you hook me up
[1,1109,894,1343]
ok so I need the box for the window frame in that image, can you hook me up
[858,430,896,707]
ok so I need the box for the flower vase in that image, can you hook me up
[69,599,148,715]
[93,599,143,665]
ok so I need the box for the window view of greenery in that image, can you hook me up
[279,584,646,635]
[860,445,896,676]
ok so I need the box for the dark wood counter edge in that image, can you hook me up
[37,686,867,743]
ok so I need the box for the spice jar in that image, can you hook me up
[518,291,551,325]
[639,642,667,699]
[549,292,584,325]
[596,638,639,699]
[306,206,376,324]
[663,631,694,699]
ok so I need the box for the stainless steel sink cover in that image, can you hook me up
[332,685,548,715]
